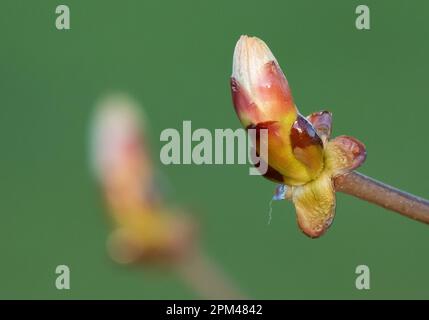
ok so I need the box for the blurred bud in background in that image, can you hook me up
[90,94,196,265]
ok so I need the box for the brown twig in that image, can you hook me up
[334,171,429,224]
[176,250,246,300]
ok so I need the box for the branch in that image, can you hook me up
[176,250,246,299]
[334,171,429,224]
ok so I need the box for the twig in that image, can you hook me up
[176,250,246,300]
[334,171,429,224]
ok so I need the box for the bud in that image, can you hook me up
[231,35,296,128]
[231,36,366,237]
[91,94,195,263]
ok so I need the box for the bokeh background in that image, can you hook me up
[1,0,429,299]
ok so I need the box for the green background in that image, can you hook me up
[1,0,428,299]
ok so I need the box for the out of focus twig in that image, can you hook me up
[91,94,245,299]
[177,250,245,300]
